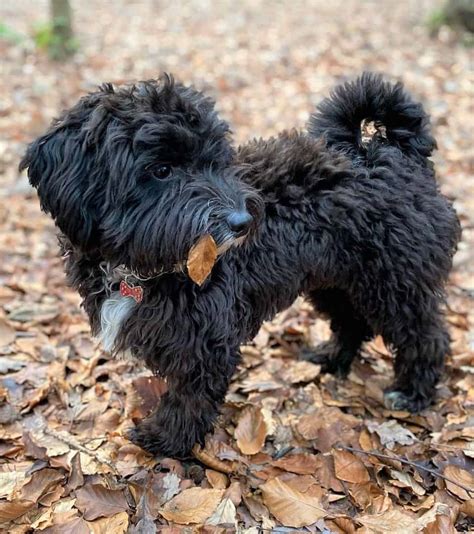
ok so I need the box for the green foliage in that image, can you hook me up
[0,21,24,44]
[33,19,78,60]
[427,0,474,44]
[426,9,447,34]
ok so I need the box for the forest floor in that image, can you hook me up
[0,1,473,532]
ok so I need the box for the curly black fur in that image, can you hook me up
[21,73,460,458]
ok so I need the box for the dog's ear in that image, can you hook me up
[19,98,106,250]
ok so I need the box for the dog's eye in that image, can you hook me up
[152,164,173,180]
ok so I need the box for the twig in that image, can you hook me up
[449,284,474,299]
[43,426,120,475]
[338,445,474,497]
[192,444,234,474]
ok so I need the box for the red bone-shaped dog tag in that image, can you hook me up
[120,280,143,303]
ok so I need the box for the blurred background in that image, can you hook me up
[1,0,472,284]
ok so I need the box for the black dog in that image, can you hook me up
[21,73,460,458]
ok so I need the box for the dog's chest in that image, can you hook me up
[96,263,146,353]
[98,291,137,352]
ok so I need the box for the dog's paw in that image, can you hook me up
[383,389,432,413]
[128,421,194,459]
[299,340,351,378]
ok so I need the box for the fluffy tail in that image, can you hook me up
[308,72,436,161]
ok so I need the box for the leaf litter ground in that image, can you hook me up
[0,0,473,532]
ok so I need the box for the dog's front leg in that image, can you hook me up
[130,347,240,458]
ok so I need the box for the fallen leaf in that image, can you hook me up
[443,465,474,500]
[161,472,181,504]
[296,407,359,442]
[0,466,28,499]
[367,420,416,450]
[87,511,129,534]
[224,480,242,506]
[333,449,370,483]
[160,487,224,525]
[349,482,389,513]
[206,469,228,489]
[206,497,237,526]
[0,499,35,521]
[460,499,474,517]
[186,235,217,286]
[280,361,321,384]
[0,357,26,374]
[25,429,69,457]
[0,318,15,346]
[235,406,268,455]
[19,468,64,502]
[75,483,129,520]
[272,453,320,475]
[389,469,426,496]
[43,516,90,534]
[260,476,327,527]
[8,303,60,323]
[423,511,456,534]
[358,503,454,534]
[131,376,168,419]
[243,494,275,528]
[358,507,417,533]
[66,453,84,491]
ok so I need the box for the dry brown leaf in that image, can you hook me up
[272,453,320,475]
[43,516,90,534]
[367,420,416,450]
[160,487,224,525]
[349,483,390,513]
[0,499,35,522]
[0,318,15,346]
[206,469,229,489]
[296,407,359,441]
[358,503,454,534]
[333,449,370,484]
[459,498,474,517]
[313,454,345,493]
[206,497,237,527]
[66,453,84,491]
[19,468,64,502]
[280,361,321,384]
[234,406,268,455]
[443,465,474,500]
[327,517,357,534]
[75,483,129,521]
[186,235,217,286]
[161,472,181,504]
[389,469,426,496]
[243,494,275,528]
[260,476,327,527]
[0,465,29,499]
[423,511,456,534]
[25,429,70,457]
[358,507,417,533]
[224,480,242,507]
[87,511,129,534]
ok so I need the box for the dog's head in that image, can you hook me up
[20,75,262,274]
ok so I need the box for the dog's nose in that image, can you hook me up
[226,210,253,236]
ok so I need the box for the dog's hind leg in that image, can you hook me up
[383,304,449,412]
[301,288,372,377]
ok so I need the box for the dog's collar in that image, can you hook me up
[100,262,183,304]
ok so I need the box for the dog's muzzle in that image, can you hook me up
[226,210,254,237]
